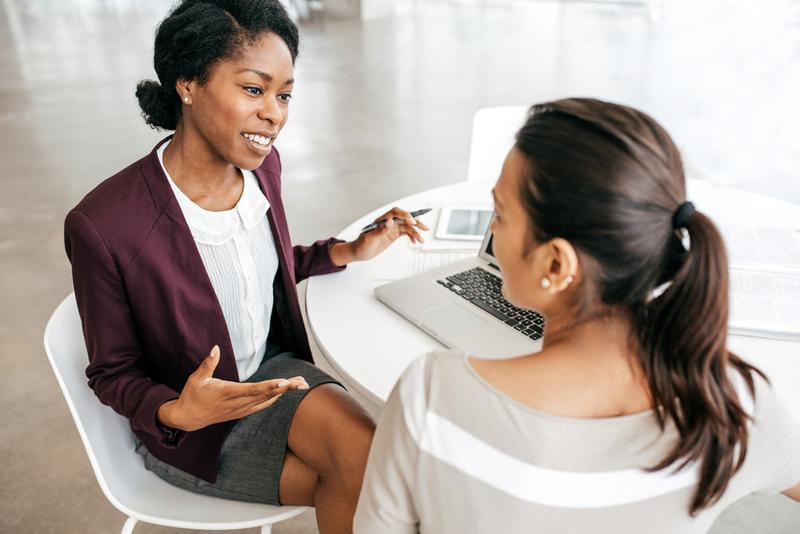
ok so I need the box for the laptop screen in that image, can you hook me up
[478,219,499,269]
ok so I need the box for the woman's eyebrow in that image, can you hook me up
[237,68,294,85]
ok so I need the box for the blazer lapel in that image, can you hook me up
[252,162,292,277]
[252,156,313,359]
[139,137,240,382]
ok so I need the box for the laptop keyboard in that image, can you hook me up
[436,267,545,341]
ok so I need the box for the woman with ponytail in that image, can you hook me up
[355,98,800,533]
[63,1,427,531]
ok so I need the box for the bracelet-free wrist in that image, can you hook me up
[330,241,356,266]
[157,399,184,430]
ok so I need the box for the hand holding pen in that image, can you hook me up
[329,207,431,265]
[359,208,433,235]
[335,207,431,264]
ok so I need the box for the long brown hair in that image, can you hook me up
[513,98,766,515]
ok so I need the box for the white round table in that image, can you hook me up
[306,180,800,410]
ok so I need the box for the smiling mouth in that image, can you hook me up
[241,132,276,150]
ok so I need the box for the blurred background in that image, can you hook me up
[1,0,799,532]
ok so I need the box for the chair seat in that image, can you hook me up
[111,467,307,530]
[44,293,308,531]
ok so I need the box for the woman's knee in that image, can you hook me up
[288,383,375,476]
[324,391,375,480]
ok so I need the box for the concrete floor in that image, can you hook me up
[1,0,799,532]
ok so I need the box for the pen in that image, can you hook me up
[359,208,432,234]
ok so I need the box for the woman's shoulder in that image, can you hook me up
[395,350,469,405]
[399,349,468,382]
[72,141,165,213]
[66,145,167,255]
[746,367,796,426]
[74,159,144,206]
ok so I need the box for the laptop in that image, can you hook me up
[374,224,544,358]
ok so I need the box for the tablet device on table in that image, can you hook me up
[435,207,494,241]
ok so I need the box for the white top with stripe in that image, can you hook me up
[355,350,800,533]
[157,141,279,381]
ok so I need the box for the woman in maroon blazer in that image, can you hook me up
[63,1,427,531]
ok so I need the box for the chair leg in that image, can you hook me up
[120,516,137,534]
[260,525,272,534]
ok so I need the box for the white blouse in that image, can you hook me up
[157,141,280,381]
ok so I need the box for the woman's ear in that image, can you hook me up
[546,238,579,292]
[175,78,194,104]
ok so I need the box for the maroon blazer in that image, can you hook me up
[64,137,345,483]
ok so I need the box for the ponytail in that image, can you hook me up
[513,98,767,516]
[633,210,765,515]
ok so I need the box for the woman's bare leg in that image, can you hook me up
[279,383,375,533]
[278,450,318,506]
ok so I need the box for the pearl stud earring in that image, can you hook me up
[540,277,551,289]
[183,96,190,103]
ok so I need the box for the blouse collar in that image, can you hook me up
[157,141,270,245]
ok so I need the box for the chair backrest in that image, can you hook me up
[43,293,148,515]
[465,106,529,183]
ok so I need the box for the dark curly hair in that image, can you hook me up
[135,0,299,131]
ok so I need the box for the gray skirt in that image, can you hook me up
[135,344,343,505]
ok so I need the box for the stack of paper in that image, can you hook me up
[723,226,800,340]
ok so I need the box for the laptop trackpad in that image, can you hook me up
[420,302,490,337]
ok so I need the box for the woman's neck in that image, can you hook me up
[472,314,653,418]
[163,125,244,212]
[543,312,630,353]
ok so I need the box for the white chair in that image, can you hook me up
[466,105,708,184]
[44,293,309,534]
[465,105,529,183]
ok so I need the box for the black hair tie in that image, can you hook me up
[672,201,695,230]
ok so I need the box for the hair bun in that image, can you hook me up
[135,79,178,131]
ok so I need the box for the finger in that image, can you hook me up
[262,376,308,393]
[234,377,307,413]
[232,389,281,415]
[247,378,292,398]
[390,217,418,236]
[391,207,415,221]
[289,376,310,390]
[215,379,281,402]
[372,207,403,226]
[380,217,401,240]
[381,206,411,219]
[254,377,308,396]
[240,393,284,417]
[393,218,419,229]
[386,211,417,228]
[379,207,417,228]
[400,226,424,243]
[198,345,220,387]
[390,214,428,232]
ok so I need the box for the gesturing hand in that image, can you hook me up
[157,345,309,432]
